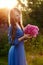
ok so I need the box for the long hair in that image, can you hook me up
[10,8,24,41]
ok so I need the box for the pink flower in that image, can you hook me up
[24,24,39,37]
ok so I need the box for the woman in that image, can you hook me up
[8,8,31,65]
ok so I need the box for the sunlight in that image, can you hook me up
[0,0,18,26]
[0,0,28,26]
[21,0,28,7]
[0,0,18,10]
[0,0,28,10]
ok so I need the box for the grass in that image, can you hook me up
[0,53,43,65]
[26,52,43,65]
[0,57,8,65]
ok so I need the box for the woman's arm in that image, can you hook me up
[18,24,32,42]
[18,34,32,42]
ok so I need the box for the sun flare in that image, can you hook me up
[0,0,18,10]
[0,0,28,26]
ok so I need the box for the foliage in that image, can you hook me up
[24,33,43,55]
[32,56,43,65]
[0,33,10,56]
[29,1,43,27]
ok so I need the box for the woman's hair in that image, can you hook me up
[10,8,23,41]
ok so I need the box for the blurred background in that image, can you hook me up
[0,0,43,65]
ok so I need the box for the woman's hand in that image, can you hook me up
[23,34,32,40]
[18,34,32,42]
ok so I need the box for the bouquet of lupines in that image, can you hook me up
[24,24,39,38]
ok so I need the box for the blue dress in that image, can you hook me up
[8,25,27,65]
